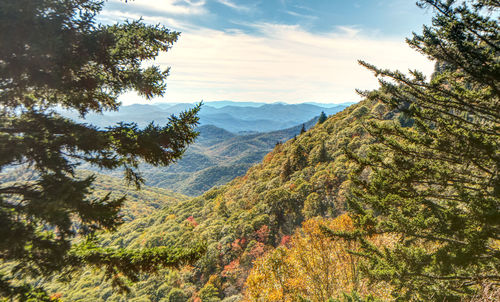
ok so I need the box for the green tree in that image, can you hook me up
[166,288,188,302]
[0,0,202,299]
[302,192,323,219]
[317,141,329,163]
[317,111,327,124]
[300,123,306,134]
[291,144,307,170]
[337,0,499,300]
[280,158,292,181]
[199,283,221,302]
[309,141,329,165]
[265,188,295,235]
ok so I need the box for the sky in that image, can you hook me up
[100,0,436,105]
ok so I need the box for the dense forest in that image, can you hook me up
[40,98,386,301]
[0,0,498,301]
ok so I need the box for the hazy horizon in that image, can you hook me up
[120,100,357,106]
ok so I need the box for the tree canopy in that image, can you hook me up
[317,111,328,124]
[337,0,499,300]
[0,0,202,299]
[245,215,392,301]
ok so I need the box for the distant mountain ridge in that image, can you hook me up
[59,101,348,133]
[159,100,356,109]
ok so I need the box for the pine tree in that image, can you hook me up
[291,144,308,170]
[317,111,327,124]
[318,141,329,163]
[300,123,306,134]
[0,0,203,299]
[280,158,292,181]
[334,1,499,300]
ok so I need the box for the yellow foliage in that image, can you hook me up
[244,214,392,301]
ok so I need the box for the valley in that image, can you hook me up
[76,102,343,196]
[1,0,497,301]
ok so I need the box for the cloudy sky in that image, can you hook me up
[100,0,436,104]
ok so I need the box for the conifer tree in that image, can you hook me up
[317,111,328,124]
[318,141,329,163]
[300,123,306,134]
[335,0,499,300]
[280,158,292,181]
[291,144,308,170]
[0,0,203,299]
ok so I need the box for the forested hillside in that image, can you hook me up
[0,169,189,223]
[85,118,319,196]
[0,170,192,301]
[44,99,384,301]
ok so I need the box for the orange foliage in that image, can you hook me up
[49,293,62,301]
[263,152,274,164]
[248,242,266,259]
[279,235,291,247]
[186,216,198,227]
[223,259,240,274]
[244,214,392,301]
[231,238,246,252]
[254,225,270,243]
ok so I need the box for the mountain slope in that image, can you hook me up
[0,170,189,222]
[46,100,387,300]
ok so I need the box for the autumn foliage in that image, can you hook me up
[244,214,392,301]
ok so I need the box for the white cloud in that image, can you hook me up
[284,10,317,20]
[120,24,435,105]
[292,4,316,12]
[106,0,207,16]
[99,9,188,29]
[336,26,361,38]
[216,0,251,12]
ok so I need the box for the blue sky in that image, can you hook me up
[101,0,436,104]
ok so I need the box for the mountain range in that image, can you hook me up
[60,101,348,133]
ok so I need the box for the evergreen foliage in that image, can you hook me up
[338,0,500,300]
[167,288,188,302]
[199,283,222,301]
[318,111,328,124]
[300,123,306,134]
[2,0,495,300]
[280,158,292,181]
[319,141,329,162]
[291,144,308,170]
[0,0,201,299]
